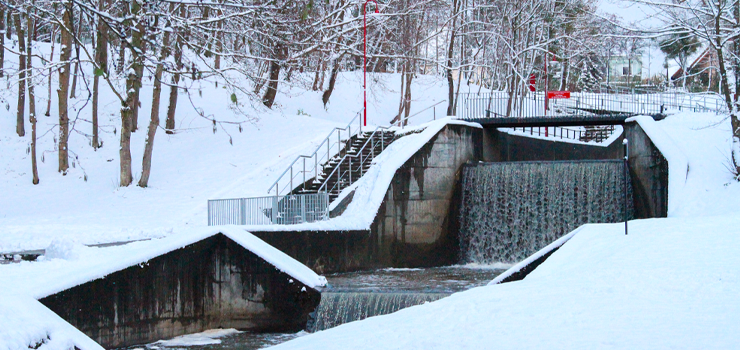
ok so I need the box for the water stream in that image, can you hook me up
[458,160,633,264]
[127,266,503,349]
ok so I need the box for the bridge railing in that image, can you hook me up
[508,125,616,143]
[456,90,727,120]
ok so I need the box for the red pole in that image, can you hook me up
[363,0,378,127]
[363,2,367,127]
[544,52,548,117]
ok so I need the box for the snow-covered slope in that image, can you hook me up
[0,38,460,252]
[269,215,740,350]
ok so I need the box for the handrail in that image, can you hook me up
[268,109,364,196]
[317,124,393,195]
[455,90,726,120]
[393,100,447,128]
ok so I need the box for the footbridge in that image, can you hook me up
[455,90,725,127]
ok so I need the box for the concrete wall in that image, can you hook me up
[482,127,624,161]
[253,123,667,273]
[253,124,483,273]
[371,124,482,267]
[40,234,320,348]
[624,122,669,218]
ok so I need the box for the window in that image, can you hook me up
[622,66,630,76]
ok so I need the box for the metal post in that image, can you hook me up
[272,195,278,224]
[240,198,247,225]
[623,138,629,235]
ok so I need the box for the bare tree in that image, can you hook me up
[139,6,173,188]
[27,5,38,184]
[14,10,26,137]
[57,0,72,174]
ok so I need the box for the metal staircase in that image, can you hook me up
[208,109,402,226]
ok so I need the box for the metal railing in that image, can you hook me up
[393,100,447,128]
[455,90,728,120]
[208,193,329,226]
[318,125,393,196]
[268,109,364,197]
[508,125,616,143]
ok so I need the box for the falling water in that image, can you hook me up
[458,160,633,264]
[308,292,448,332]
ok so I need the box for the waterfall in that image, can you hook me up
[308,292,448,332]
[458,160,633,264]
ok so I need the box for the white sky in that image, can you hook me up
[597,0,679,78]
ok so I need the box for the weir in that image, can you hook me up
[308,292,448,332]
[457,160,634,264]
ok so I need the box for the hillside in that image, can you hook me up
[0,40,456,252]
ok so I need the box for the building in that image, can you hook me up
[607,56,643,85]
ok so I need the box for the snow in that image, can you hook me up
[626,115,690,216]
[487,226,583,286]
[153,329,241,346]
[0,227,325,302]
[0,294,104,350]
[269,216,740,350]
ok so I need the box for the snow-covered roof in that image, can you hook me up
[0,227,326,301]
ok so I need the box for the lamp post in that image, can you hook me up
[363,0,379,127]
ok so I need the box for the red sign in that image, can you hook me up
[547,91,571,99]
[528,74,536,92]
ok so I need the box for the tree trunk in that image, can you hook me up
[45,27,55,116]
[446,0,460,116]
[262,55,281,108]
[131,56,144,133]
[5,10,10,39]
[139,13,172,188]
[0,7,5,78]
[214,9,223,70]
[120,0,143,186]
[734,0,740,101]
[392,68,407,125]
[27,10,38,184]
[403,63,413,125]
[69,14,81,99]
[312,56,321,91]
[318,60,326,90]
[92,0,108,149]
[322,54,342,107]
[117,38,125,74]
[58,2,72,174]
[14,13,26,137]
[166,4,185,134]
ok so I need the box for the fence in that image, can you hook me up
[207,193,329,226]
[508,125,616,143]
[455,90,728,120]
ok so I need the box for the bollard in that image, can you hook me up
[623,138,629,235]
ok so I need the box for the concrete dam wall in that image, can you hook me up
[256,120,667,272]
